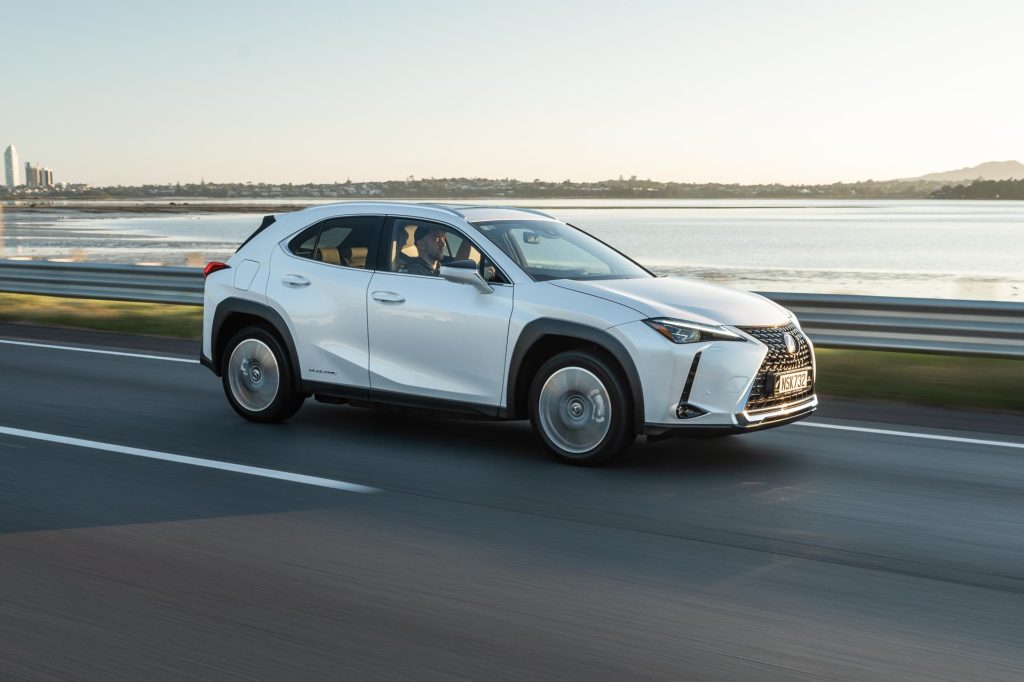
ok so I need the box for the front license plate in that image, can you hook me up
[774,370,810,396]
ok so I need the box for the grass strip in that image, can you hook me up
[814,348,1023,413]
[0,293,1020,412]
[0,293,202,338]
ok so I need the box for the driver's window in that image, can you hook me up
[387,218,507,283]
[389,219,450,277]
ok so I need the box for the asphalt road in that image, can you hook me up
[0,323,1022,681]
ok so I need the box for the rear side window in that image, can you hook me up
[287,215,384,269]
[288,223,321,259]
[315,216,383,269]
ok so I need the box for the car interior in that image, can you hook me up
[314,245,369,268]
[391,222,480,272]
[313,225,374,269]
[288,217,504,280]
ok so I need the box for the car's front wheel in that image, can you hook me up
[222,326,305,422]
[529,350,635,465]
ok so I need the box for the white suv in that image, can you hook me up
[201,202,817,465]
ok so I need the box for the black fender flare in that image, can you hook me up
[207,297,303,392]
[506,319,646,433]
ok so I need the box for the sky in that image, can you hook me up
[3,0,1022,185]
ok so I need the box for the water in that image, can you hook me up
[1,199,1021,301]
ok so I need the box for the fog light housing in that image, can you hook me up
[676,403,708,419]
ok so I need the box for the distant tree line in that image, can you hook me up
[1,176,953,200]
[930,178,1024,200]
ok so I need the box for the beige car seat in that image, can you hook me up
[341,246,368,269]
[400,224,419,258]
[392,223,420,271]
[315,246,341,265]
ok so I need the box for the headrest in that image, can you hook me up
[315,246,341,265]
[341,246,368,268]
[402,224,418,246]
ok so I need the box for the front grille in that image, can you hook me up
[738,322,815,411]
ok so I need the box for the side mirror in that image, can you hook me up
[440,259,493,294]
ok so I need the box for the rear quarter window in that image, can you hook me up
[288,223,322,259]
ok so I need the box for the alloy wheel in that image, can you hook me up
[537,366,612,455]
[227,338,280,412]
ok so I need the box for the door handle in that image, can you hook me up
[371,291,405,304]
[282,274,311,288]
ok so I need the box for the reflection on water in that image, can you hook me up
[653,264,1018,302]
[1,200,1022,301]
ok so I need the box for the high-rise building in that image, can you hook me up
[25,162,39,188]
[3,145,19,187]
[20,159,57,189]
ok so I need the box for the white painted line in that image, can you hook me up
[0,338,198,364]
[797,421,1024,450]
[0,425,379,493]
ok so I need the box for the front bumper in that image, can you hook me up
[645,394,818,441]
[736,393,818,427]
[607,319,817,436]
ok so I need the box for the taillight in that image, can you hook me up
[203,261,230,278]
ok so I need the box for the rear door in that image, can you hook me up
[266,214,384,389]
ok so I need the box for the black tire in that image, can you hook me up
[529,349,635,465]
[221,326,305,423]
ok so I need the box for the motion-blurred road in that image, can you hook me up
[1,323,1022,681]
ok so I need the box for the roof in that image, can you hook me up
[290,201,556,224]
[435,205,556,223]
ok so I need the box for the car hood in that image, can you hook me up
[551,276,790,327]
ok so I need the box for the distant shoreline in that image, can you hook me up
[3,197,1018,215]
[0,203,311,215]
[3,172,1021,204]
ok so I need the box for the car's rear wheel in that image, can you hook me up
[529,350,635,465]
[222,326,304,422]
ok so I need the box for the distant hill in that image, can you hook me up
[905,160,1024,182]
[931,178,1024,200]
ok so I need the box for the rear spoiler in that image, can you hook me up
[235,215,277,252]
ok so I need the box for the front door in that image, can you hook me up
[366,217,513,408]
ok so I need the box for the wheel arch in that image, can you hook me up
[209,298,303,392]
[505,319,646,433]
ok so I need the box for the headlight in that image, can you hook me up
[782,307,802,328]
[643,318,745,344]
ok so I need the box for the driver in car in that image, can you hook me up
[401,225,448,276]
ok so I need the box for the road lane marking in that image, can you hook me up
[0,339,198,364]
[797,421,1024,450]
[0,425,379,493]
[5,336,1021,455]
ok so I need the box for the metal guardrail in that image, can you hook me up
[0,260,1021,358]
[763,292,1023,359]
[0,260,204,305]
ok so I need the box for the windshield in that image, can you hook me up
[471,220,652,282]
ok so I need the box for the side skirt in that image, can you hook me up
[303,381,504,420]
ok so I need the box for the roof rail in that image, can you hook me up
[416,202,471,218]
[421,203,556,220]
[508,206,555,219]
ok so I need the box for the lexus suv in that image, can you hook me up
[201,202,817,465]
